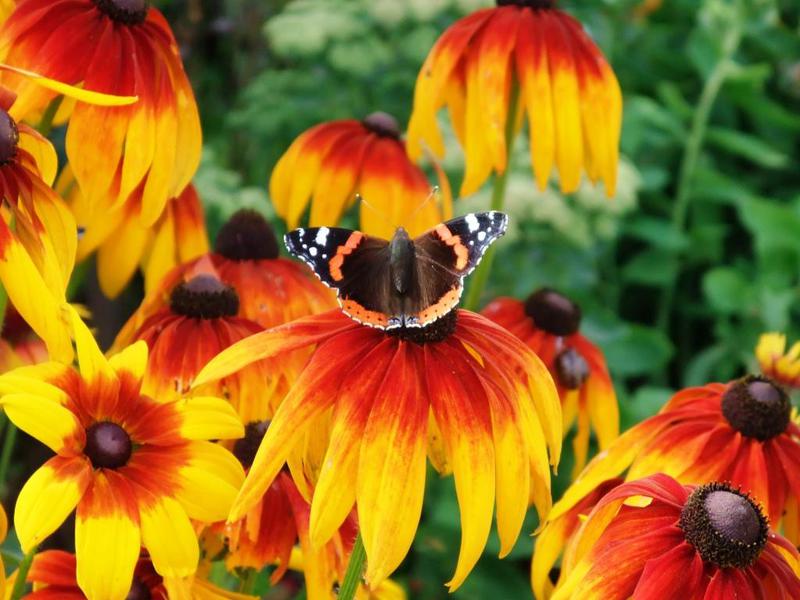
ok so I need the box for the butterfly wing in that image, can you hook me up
[284,226,395,328]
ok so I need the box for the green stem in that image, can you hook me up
[9,545,36,600]
[464,85,521,311]
[37,96,63,137]
[238,568,258,594]
[0,422,18,491]
[338,533,367,600]
[654,21,742,334]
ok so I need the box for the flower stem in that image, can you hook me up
[0,421,17,492]
[464,85,521,311]
[37,96,62,137]
[654,21,742,334]
[238,568,258,594]
[9,545,36,600]
[338,533,367,600]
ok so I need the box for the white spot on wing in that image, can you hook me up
[465,213,480,232]
[315,227,329,245]
[477,231,487,242]
[309,247,318,256]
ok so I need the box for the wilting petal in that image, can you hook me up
[358,344,428,587]
[15,456,91,552]
[75,471,140,600]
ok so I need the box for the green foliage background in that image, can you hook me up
[159,0,800,596]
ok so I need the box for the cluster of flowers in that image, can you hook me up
[0,0,796,599]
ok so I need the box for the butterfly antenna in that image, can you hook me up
[408,185,441,223]
[357,193,395,230]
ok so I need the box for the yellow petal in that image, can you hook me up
[139,494,199,578]
[176,396,244,441]
[15,457,91,552]
[108,340,149,383]
[0,393,82,453]
[68,305,115,386]
[175,441,245,523]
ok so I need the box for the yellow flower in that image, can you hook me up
[0,308,244,599]
[756,332,800,389]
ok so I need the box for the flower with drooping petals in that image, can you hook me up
[61,172,210,298]
[25,550,255,600]
[270,112,452,239]
[407,0,621,197]
[193,308,561,590]
[531,478,622,599]
[756,332,800,390]
[0,0,202,226]
[0,308,244,600]
[550,474,800,599]
[551,375,800,543]
[483,290,618,476]
[115,209,336,343]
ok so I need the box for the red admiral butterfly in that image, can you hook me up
[285,211,508,329]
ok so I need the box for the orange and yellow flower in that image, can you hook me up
[407,1,621,197]
[551,375,800,542]
[0,308,244,599]
[0,305,48,371]
[114,272,282,422]
[531,478,622,599]
[116,209,336,342]
[194,308,561,590]
[551,474,800,599]
[756,332,800,390]
[483,290,618,476]
[270,112,452,239]
[0,0,201,226]
[25,550,255,600]
[61,173,210,298]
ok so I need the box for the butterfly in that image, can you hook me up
[284,212,508,329]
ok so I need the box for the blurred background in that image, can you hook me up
[14,0,800,597]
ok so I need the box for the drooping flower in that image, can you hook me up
[407,0,621,197]
[0,308,244,599]
[194,308,561,590]
[61,172,210,298]
[115,209,336,343]
[551,375,800,543]
[0,0,202,226]
[25,550,255,600]
[531,478,622,599]
[214,420,357,600]
[483,290,618,476]
[270,112,452,238]
[756,332,800,390]
[550,474,800,599]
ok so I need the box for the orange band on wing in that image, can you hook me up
[329,231,364,281]
[434,224,469,271]
[415,285,462,326]
[341,299,390,328]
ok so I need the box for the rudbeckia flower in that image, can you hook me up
[61,172,210,298]
[25,550,255,599]
[407,0,622,197]
[531,478,622,599]
[483,290,618,476]
[116,209,336,342]
[756,332,800,390]
[216,420,358,600]
[0,305,48,370]
[270,112,452,238]
[0,0,202,225]
[194,308,561,590]
[551,375,800,543]
[551,474,800,599]
[0,308,245,600]
[114,272,282,422]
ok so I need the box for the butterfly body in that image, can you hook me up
[285,211,508,329]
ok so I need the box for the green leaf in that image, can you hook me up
[622,249,679,286]
[706,127,790,169]
[624,217,689,251]
[604,326,674,377]
[738,197,800,253]
[702,267,752,313]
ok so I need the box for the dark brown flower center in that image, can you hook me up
[215,209,280,261]
[555,348,590,389]
[233,420,270,469]
[0,110,19,166]
[84,422,132,469]
[170,275,239,319]
[524,288,581,336]
[679,482,768,568]
[362,111,401,140]
[388,310,457,345]
[93,0,148,25]
[496,0,555,7]
[125,578,151,600]
[721,375,790,440]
